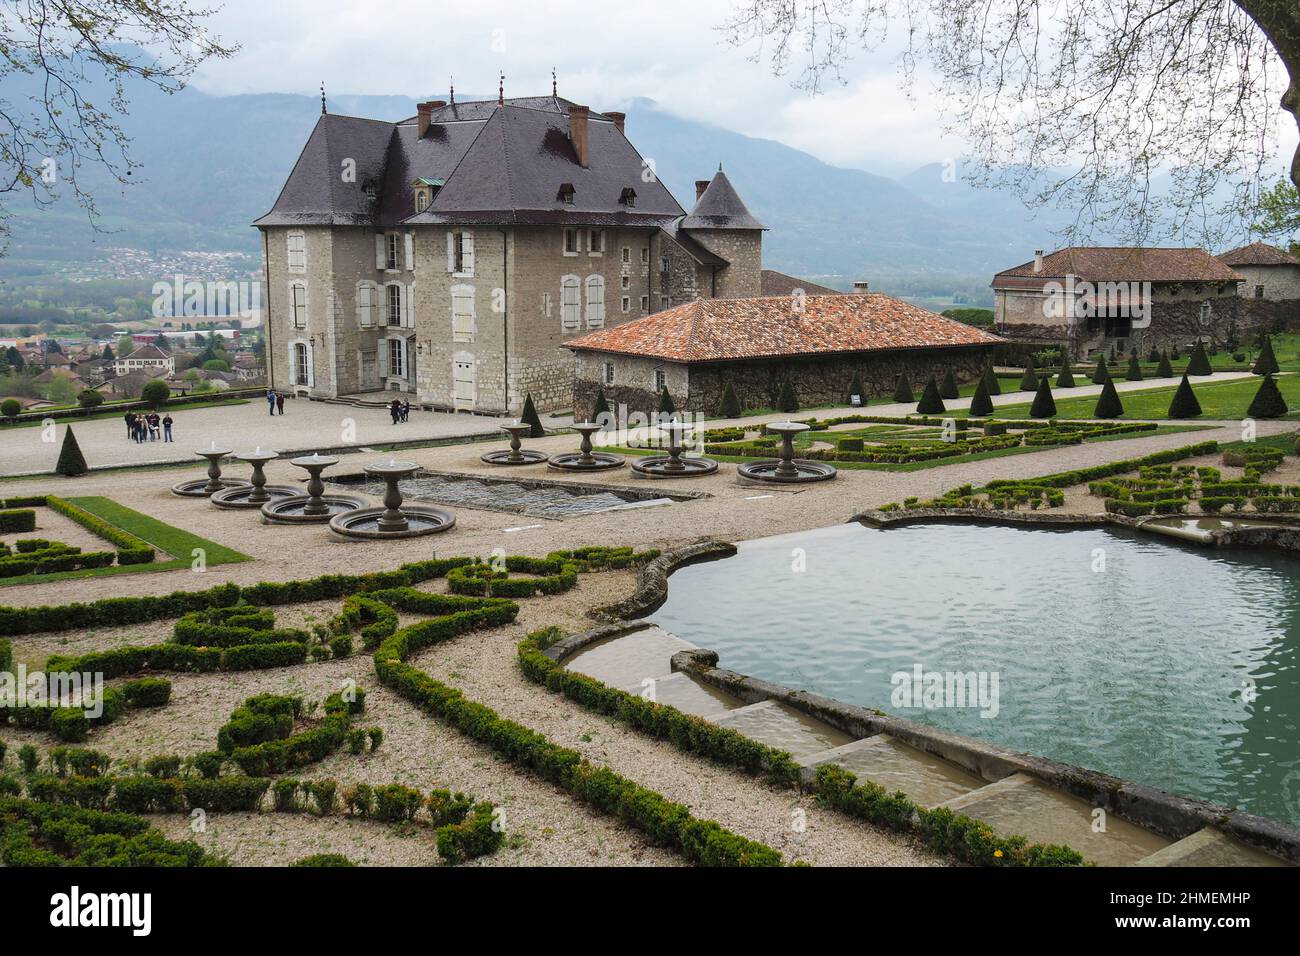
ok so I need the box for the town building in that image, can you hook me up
[991,247,1244,358]
[254,92,766,413]
[113,344,176,378]
[564,292,1001,414]
[1217,242,1300,330]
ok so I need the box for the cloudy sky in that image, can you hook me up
[192,0,1297,180]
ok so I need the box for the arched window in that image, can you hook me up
[560,275,581,331]
[585,275,605,329]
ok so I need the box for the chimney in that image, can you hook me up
[417,101,436,139]
[695,180,710,201]
[1033,249,1044,273]
[606,111,625,135]
[568,105,590,167]
[852,280,870,294]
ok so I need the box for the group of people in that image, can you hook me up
[125,410,173,443]
[389,399,412,424]
[265,389,286,416]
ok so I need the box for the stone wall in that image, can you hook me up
[686,229,762,298]
[571,350,689,421]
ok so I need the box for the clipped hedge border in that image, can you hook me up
[370,599,783,866]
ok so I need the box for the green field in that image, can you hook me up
[0,495,250,586]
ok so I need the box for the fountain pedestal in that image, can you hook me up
[261,452,367,523]
[211,449,299,509]
[171,445,251,497]
[737,422,836,484]
[329,458,455,539]
[547,422,625,471]
[481,422,548,465]
[631,421,718,478]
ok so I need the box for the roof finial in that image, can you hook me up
[321,82,327,115]
[498,72,505,106]
[449,76,455,105]
[552,68,557,98]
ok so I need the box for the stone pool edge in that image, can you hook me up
[554,537,1300,865]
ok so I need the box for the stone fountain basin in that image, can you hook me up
[210,484,300,510]
[329,504,456,539]
[261,493,369,524]
[171,477,250,498]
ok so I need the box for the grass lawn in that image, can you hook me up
[967,374,1300,421]
[0,496,250,587]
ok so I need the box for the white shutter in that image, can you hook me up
[461,233,474,275]
[446,232,455,273]
[286,342,295,385]
[398,283,409,329]
[404,232,414,271]
[406,282,416,328]
[375,234,386,270]
[306,343,316,387]
[378,338,390,378]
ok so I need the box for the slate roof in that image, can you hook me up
[255,97,683,230]
[993,247,1242,285]
[760,269,839,296]
[681,170,764,230]
[1218,242,1300,268]
[565,294,1002,364]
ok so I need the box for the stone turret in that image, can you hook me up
[680,168,764,298]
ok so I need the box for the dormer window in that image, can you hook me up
[413,178,442,214]
[619,187,637,207]
[363,181,377,202]
[557,183,576,204]
[416,191,429,212]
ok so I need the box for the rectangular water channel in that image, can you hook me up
[328,469,707,519]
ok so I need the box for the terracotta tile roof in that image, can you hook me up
[994,247,1243,284]
[565,293,1002,364]
[760,269,839,296]
[1218,241,1300,267]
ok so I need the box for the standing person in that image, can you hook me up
[162,413,174,443]
[133,416,145,443]
[400,399,411,423]
[276,392,285,416]
[266,389,277,416]
[124,411,136,439]
[389,399,401,425]
[149,412,161,441]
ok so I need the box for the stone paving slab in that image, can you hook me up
[1134,827,1292,867]
[801,734,985,808]
[707,699,855,761]
[562,625,697,690]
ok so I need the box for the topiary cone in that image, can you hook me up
[1253,336,1279,376]
[982,361,1002,396]
[968,377,994,417]
[658,386,675,415]
[1167,374,1202,418]
[55,426,88,476]
[1092,354,1110,384]
[1156,349,1173,377]
[1126,354,1143,382]
[1186,340,1212,375]
[1029,376,1057,418]
[916,375,945,414]
[1093,378,1124,419]
[1246,374,1288,419]
[777,378,799,413]
[592,388,610,422]
[520,393,544,437]
[893,373,914,404]
[1056,352,1075,388]
[1018,363,1038,391]
[718,381,741,418]
[939,369,960,399]
[848,372,866,406]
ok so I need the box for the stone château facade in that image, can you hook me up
[254,94,766,414]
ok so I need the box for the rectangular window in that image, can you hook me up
[621,296,630,313]
[588,229,604,255]
[654,369,666,392]
[387,285,402,326]
[564,228,579,255]
[453,233,464,272]
[295,343,309,385]
[1256,285,1266,299]
[659,296,668,310]
[621,275,630,290]
[621,247,630,263]
[388,338,405,378]
[287,234,306,272]
[386,234,400,270]
[659,256,669,275]
[640,248,649,264]
[1200,301,1213,321]
[640,295,649,313]
[416,191,428,212]
[604,362,615,385]
[291,284,307,328]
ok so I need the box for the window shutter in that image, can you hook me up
[446,232,455,273]
[306,343,315,388]
[397,283,408,328]
[378,338,390,378]
[286,342,295,385]
[375,234,386,270]
[406,282,416,328]
[462,234,474,275]
[404,232,415,271]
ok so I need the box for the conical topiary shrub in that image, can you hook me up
[1056,352,1075,388]
[718,381,741,419]
[848,372,866,406]
[982,361,1002,396]
[1156,349,1173,377]
[968,378,994,417]
[1093,378,1124,418]
[777,378,799,413]
[1148,347,1160,362]
[55,427,88,477]
[1253,336,1280,376]
[592,388,610,422]
[659,386,675,416]
[916,375,945,414]
[1169,345,1181,360]
[939,369,960,400]
[1126,354,1143,382]
[1029,377,1057,418]
[1018,363,1038,391]
[1092,354,1110,384]
[521,393,544,437]
[1186,340,1212,375]
[1167,374,1202,418]
[893,373,914,404]
[1247,374,1288,418]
